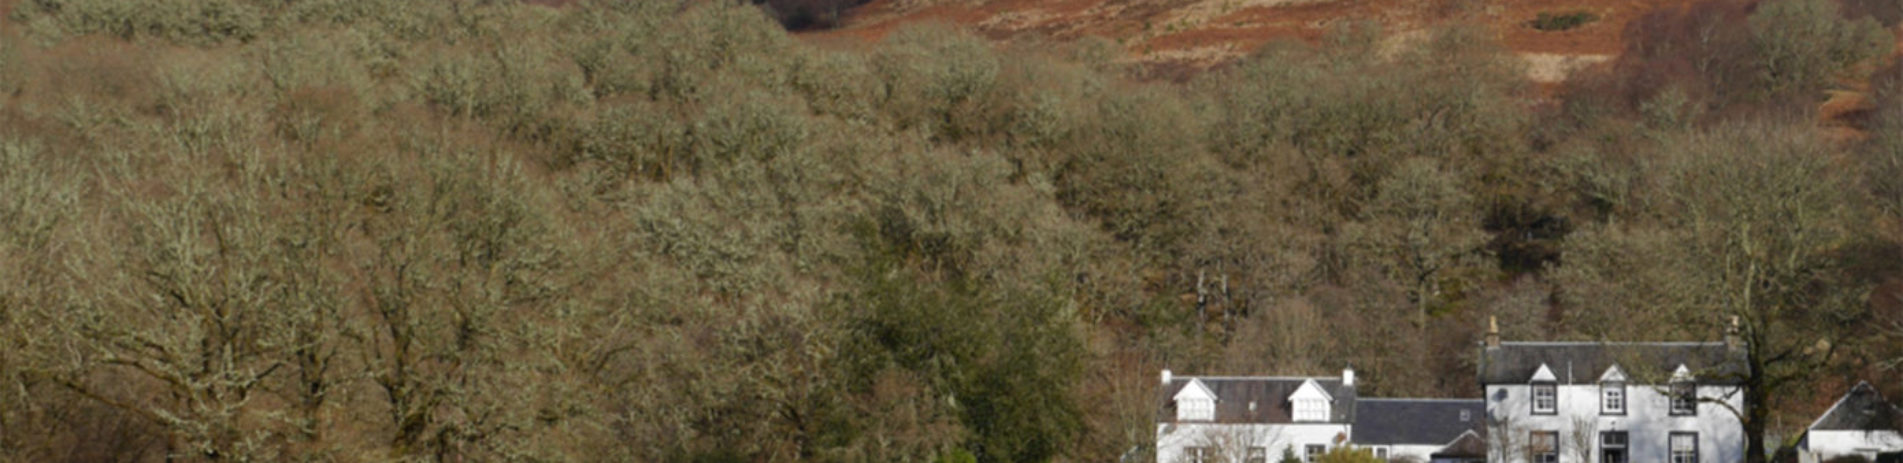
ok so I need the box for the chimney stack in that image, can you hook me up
[1485,316,1500,348]
[1161,369,1173,385]
[1725,316,1742,350]
[1342,364,1356,387]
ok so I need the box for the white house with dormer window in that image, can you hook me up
[1476,318,1749,463]
[1156,367,1489,463]
[1156,369,1357,463]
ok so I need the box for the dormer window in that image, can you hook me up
[1532,382,1558,415]
[1599,365,1627,415]
[1179,397,1214,421]
[1174,378,1217,421]
[1530,363,1558,415]
[1601,381,1626,415]
[1293,398,1328,421]
[1670,381,1696,416]
[1669,365,1696,416]
[1289,379,1334,422]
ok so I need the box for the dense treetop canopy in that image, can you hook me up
[0,0,1897,461]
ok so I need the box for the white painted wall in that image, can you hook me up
[1800,430,1903,463]
[1485,383,1746,463]
[1157,422,1350,463]
[1385,443,1444,462]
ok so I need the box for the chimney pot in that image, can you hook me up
[1485,316,1501,348]
[1725,316,1743,350]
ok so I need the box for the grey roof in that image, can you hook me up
[1157,376,1356,424]
[1351,398,1485,446]
[1811,381,1901,431]
[1477,342,1748,385]
[1433,430,1489,459]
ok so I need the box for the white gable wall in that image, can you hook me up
[1800,430,1903,463]
[1486,382,1745,463]
[1157,422,1349,463]
[1376,443,1445,462]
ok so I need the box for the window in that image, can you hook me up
[1306,444,1326,463]
[1532,383,1557,415]
[1670,432,1699,463]
[1373,447,1389,460]
[1602,381,1626,415]
[1601,431,1628,463]
[1247,447,1268,463]
[1179,398,1214,421]
[1185,447,1210,463]
[1670,381,1696,416]
[1530,431,1559,463]
[1293,398,1329,422]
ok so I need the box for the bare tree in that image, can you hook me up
[354,150,584,460]
[1568,416,1598,463]
[49,168,300,461]
[1200,425,1287,463]
[1349,157,1487,333]
[1172,424,1289,463]
[1487,410,1525,463]
[1662,122,1868,463]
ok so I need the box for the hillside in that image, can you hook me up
[0,0,1900,462]
[814,0,1903,84]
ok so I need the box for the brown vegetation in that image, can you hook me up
[811,0,1744,79]
[0,0,1897,462]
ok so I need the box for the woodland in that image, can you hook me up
[0,0,1900,461]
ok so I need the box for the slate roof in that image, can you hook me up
[1433,430,1489,459]
[1811,381,1902,431]
[1158,376,1356,424]
[1477,342,1748,385]
[1351,398,1485,446]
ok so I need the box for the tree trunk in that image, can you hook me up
[1416,275,1430,332]
[1744,354,1768,463]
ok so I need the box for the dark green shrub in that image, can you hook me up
[1529,11,1599,31]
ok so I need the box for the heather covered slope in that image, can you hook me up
[0,0,1898,462]
[815,0,1903,81]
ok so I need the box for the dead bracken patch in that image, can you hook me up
[808,0,1717,83]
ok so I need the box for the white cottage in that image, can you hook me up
[1156,369,1357,463]
[1798,381,1903,463]
[1476,319,1750,463]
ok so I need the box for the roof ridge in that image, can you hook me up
[1357,398,1484,402]
[1500,341,1725,346]
[1443,429,1483,447]
[1181,375,1340,381]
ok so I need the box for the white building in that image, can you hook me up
[1156,369,1357,463]
[1477,319,1750,463]
[1798,381,1903,463]
[1154,368,1488,463]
